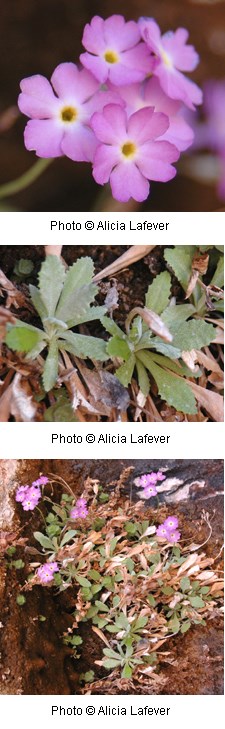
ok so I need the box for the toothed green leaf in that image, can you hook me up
[145,271,171,314]
[42,338,59,391]
[5,325,43,353]
[38,255,65,316]
[164,247,197,290]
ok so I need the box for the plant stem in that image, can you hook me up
[0,158,53,200]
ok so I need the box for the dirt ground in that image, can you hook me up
[1,0,225,211]
[0,458,223,695]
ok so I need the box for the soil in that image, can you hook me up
[0,458,223,695]
[1,1,225,211]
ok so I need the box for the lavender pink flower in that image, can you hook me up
[16,484,42,510]
[138,18,202,110]
[37,562,59,584]
[167,529,181,543]
[91,103,179,202]
[164,515,179,530]
[143,485,158,498]
[116,77,194,151]
[80,15,153,85]
[18,63,122,162]
[32,476,49,486]
[70,499,88,520]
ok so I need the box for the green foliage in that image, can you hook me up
[102,261,217,413]
[13,259,34,279]
[16,594,26,606]
[5,255,108,391]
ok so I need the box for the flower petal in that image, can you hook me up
[93,144,120,183]
[18,75,59,118]
[104,15,140,51]
[80,52,108,83]
[61,124,97,162]
[137,140,179,180]
[91,104,127,144]
[82,16,106,54]
[51,63,98,102]
[110,162,149,202]
[128,107,169,144]
[24,119,63,157]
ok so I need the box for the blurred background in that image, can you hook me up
[1,0,225,211]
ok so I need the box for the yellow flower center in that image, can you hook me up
[104,49,119,64]
[161,49,173,68]
[121,141,137,159]
[60,106,78,123]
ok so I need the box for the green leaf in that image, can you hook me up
[136,358,150,397]
[172,320,216,351]
[145,271,171,314]
[75,575,92,588]
[107,336,131,361]
[147,594,156,607]
[115,354,136,387]
[180,620,191,633]
[136,351,197,413]
[147,339,181,360]
[134,615,148,630]
[103,659,121,669]
[33,532,54,549]
[94,600,109,613]
[55,257,94,312]
[60,530,77,547]
[162,304,196,328]
[59,332,108,361]
[180,577,191,592]
[5,325,43,353]
[189,596,205,608]
[38,255,65,317]
[67,305,107,328]
[210,255,224,288]
[168,614,180,633]
[122,664,132,679]
[12,559,25,569]
[16,595,26,606]
[164,247,196,290]
[29,284,48,321]
[44,394,78,422]
[42,338,59,391]
[101,315,124,338]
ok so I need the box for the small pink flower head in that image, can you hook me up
[164,515,179,530]
[76,498,87,509]
[18,63,117,162]
[139,473,158,488]
[91,103,179,202]
[70,499,88,520]
[37,562,59,584]
[117,77,194,152]
[143,485,158,498]
[167,529,181,543]
[138,18,202,110]
[156,471,166,482]
[80,15,153,86]
[15,485,30,503]
[32,476,49,487]
[156,524,168,538]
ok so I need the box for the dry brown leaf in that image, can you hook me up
[45,245,62,257]
[10,373,37,421]
[185,270,200,299]
[0,269,28,309]
[177,553,198,575]
[93,245,156,282]
[92,626,110,647]
[126,306,172,342]
[195,349,223,373]
[181,349,199,372]
[0,383,13,422]
[189,381,224,422]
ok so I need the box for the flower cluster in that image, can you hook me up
[156,515,181,543]
[15,477,48,511]
[18,14,202,202]
[138,470,166,498]
[70,498,88,520]
[37,561,59,584]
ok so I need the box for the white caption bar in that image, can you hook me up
[0,212,225,244]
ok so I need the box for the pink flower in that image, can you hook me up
[164,516,179,530]
[32,476,49,486]
[70,499,88,520]
[156,524,168,538]
[156,471,166,482]
[139,18,202,110]
[15,485,30,502]
[143,485,158,498]
[167,529,181,543]
[139,473,158,487]
[18,63,121,162]
[116,77,194,151]
[37,562,59,584]
[91,103,179,202]
[80,15,153,85]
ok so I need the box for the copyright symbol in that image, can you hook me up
[86,706,95,715]
[85,220,94,230]
[86,434,95,443]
